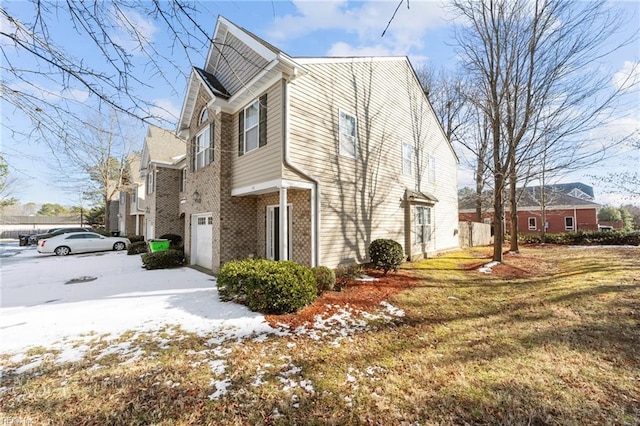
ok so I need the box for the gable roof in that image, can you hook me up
[140,126,185,173]
[177,16,303,136]
[459,183,600,212]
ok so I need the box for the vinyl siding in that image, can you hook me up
[214,33,270,96]
[232,80,283,190]
[287,59,459,268]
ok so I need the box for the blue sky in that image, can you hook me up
[1,0,639,207]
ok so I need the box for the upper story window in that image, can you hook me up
[402,142,413,176]
[238,94,267,156]
[339,110,357,159]
[199,108,208,125]
[191,122,214,171]
[180,168,187,192]
[146,168,154,194]
[528,217,537,230]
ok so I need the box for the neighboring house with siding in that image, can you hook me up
[140,126,186,240]
[177,16,459,273]
[118,152,146,236]
[459,183,601,234]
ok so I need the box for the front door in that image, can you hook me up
[266,205,292,261]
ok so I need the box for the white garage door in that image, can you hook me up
[191,213,213,269]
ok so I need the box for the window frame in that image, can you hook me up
[415,206,432,244]
[402,142,413,176]
[180,168,187,192]
[528,217,537,230]
[338,110,357,159]
[195,125,210,170]
[564,216,574,231]
[243,100,260,154]
[146,168,154,195]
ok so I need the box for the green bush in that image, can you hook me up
[127,240,148,255]
[217,258,269,302]
[218,258,317,314]
[312,266,336,293]
[141,249,185,270]
[369,239,404,275]
[519,230,640,246]
[127,235,145,243]
[334,264,363,290]
[159,233,183,248]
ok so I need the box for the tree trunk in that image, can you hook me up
[509,171,519,253]
[493,173,505,263]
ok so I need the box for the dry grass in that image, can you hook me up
[1,245,639,425]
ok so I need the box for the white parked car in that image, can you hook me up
[37,232,131,256]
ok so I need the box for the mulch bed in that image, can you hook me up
[265,270,422,329]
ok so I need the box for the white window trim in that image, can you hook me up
[338,109,357,159]
[528,217,537,230]
[199,108,208,125]
[180,168,187,192]
[564,216,574,231]
[195,125,210,170]
[402,142,413,176]
[147,168,154,195]
[243,100,260,155]
[415,206,432,244]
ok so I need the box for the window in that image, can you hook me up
[565,216,574,231]
[415,206,432,244]
[197,217,206,225]
[528,217,537,230]
[428,155,436,183]
[147,168,154,194]
[119,191,126,204]
[199,108,208,125]
[402,142,413,176]
[238,94,267,156]
[339,110,357,158]
[194,124,214,170]
[180,168,187,192]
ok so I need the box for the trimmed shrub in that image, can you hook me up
[218,258,317,314]
[217,258,269,302]
[312,266,336,293]
[141,249,185,270]
[159,233,183,248]
[334,264,363,290]
[244,261,317,314]
[127,240,148,255]
[519,230,640,246]
[127,235,145,243]
[369,239,404,275]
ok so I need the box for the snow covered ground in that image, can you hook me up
[0,244,276,356]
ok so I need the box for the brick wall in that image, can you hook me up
[255,189,311,265]
[155,167,184,239]
[219,112,258,266]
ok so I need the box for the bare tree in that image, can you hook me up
[56,109,139,229]
[451,0,638,262]
[0,155,19,210]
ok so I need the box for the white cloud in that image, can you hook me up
[149,98,180,124]
[111,7,158,55]
[267,0,450,57]
[613,61,640,92]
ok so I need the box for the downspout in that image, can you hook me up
[283,70,321,267]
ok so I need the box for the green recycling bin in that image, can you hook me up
[148,239,170,253]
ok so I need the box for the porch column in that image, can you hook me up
[279,186,288,261]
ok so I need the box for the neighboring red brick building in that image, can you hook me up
[459,183,601,234]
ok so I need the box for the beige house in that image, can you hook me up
[117,152,145,236]
[177,17,459,273]
[139,125,186,240]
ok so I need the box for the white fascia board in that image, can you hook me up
[217,17,278,62]
[231,179,313,196]
[224,69,283,113]
[294,56,406,65]
[177,70,199,134]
